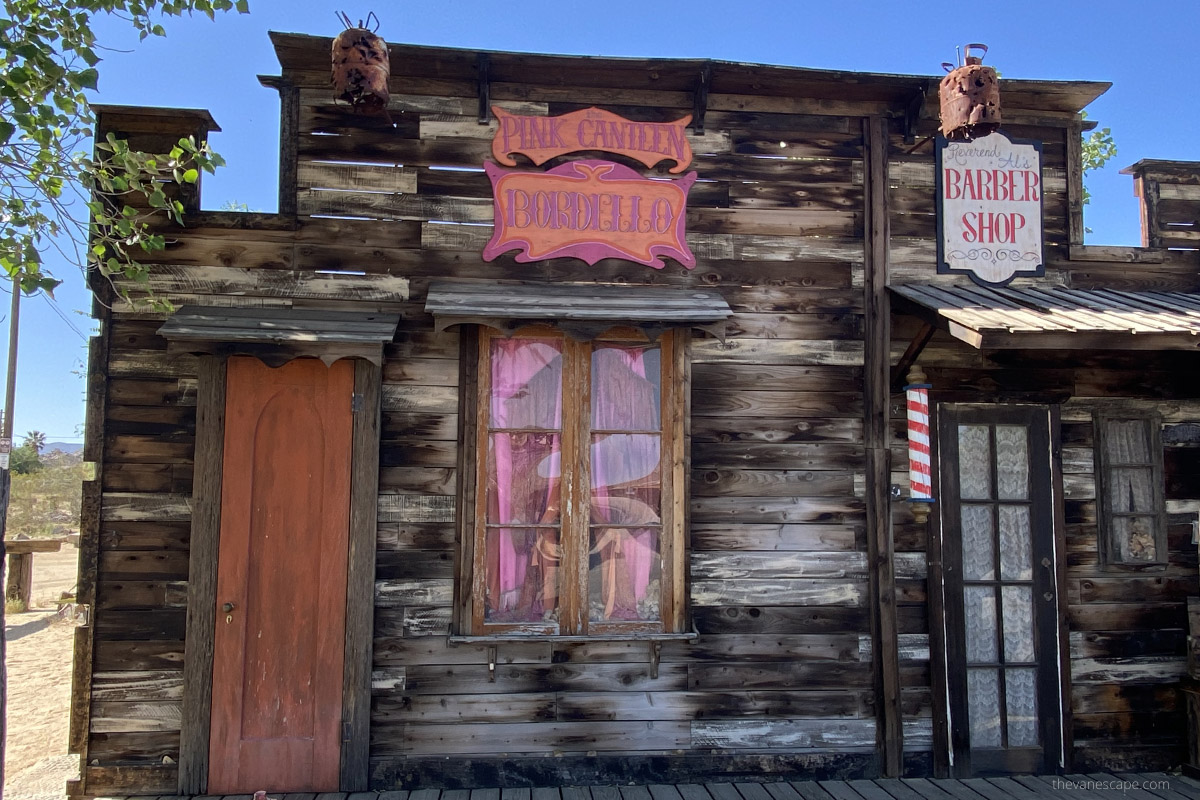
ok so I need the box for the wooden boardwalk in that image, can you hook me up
[110,773,1200,800]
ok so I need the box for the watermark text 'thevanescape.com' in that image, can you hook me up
[1049,778,1171,791]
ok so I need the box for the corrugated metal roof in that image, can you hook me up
[891,283,1200,350]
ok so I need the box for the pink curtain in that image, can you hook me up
[588,344,662,621]
[486,337,562,622]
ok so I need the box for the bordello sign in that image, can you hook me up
[936,131,1044,285]
[483,106,698,270]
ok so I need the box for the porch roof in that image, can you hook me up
[157,305,401,365]
[424,281,732,340]
[890,283,1200,351]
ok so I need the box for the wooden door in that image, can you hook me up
[208,357,353,793]
[938,405,1063,776]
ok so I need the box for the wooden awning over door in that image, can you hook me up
[891,283,1200,351]
[424,281,732,340]
[157,306,401,365]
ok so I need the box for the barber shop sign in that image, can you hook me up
[936,131,1044,286]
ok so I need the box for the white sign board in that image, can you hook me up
[937,131,1044,286]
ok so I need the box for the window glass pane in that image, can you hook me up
[967,668,1002,748]
[590,434,661,525]
[965,586,998,664]
[999,505,1033,581]
[1114,516,1159,562]
[1002,586,1035,663]
[487,433,561,525]
[591,343,661,431]
[958,425,992,500]
[961,504,995,581]
[1110,467,1155,513]
[490,337,563,430]
[1105,419,1151,463]
[589,527,661,622]
[995,425,1029,500]
[485,527,559,624]
[1006,668,1040,747]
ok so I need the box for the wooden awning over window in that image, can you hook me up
[424,281,732,340]
[891,283,1200,351]
[157,306,401,365]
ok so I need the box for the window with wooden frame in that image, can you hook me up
[1094,411,1167,566]
[457,325,688,637]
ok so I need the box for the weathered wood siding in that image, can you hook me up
[889,274,1200,772]
[76,32,1200,795]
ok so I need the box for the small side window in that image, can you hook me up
[1094,411,1167,566]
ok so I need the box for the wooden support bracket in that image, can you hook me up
[692,62,712,135]
[476,53,491,125]
[890,322,936,394]
[649,641,662,679]
[903,83,929,144]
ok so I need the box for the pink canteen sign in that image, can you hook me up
[482,159,697,270]
[491,106,694,174]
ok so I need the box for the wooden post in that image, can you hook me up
[67,300,111,796]
[278,79,300,218]
[4,552,31,610]
[178,356,227,795]
[863,115,903,776]
[1066,121,1084,246]
[339,358,382,791]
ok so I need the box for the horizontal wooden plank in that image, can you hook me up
[692,579,865,607]
[298,161,417,193]
[90,700,182,733]
[96,580,188,609]
[688,661,872,690]
[101,493,191,522]
[692,718,875,749]
[370,720,690,756]
[1071,656,1186,684]
[98,551,189,581]
[691,496,865,525]
[378,494,456,523]
[83,764,178,795]
[93,641,184,671]
[691,469,857,498]
[92,670,184,702]
[374,692,557,724]
[555,689,874,721]
[690,524,861,552]
[400,663,688,695]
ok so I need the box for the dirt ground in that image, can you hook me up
[3,545,82,800]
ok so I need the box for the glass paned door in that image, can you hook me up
[938,405,1063,776]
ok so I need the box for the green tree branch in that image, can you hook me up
[0,0,248,296]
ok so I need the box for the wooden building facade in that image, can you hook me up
[67,32,1200,798]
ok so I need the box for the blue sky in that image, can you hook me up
[10,0,1200,445]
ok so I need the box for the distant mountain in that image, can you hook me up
[45,442,83,454]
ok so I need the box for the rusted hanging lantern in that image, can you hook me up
[939,43,1001,141]
[332,12,389,113]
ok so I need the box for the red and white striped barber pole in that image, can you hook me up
[905,381,933,502]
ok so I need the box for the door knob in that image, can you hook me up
[222,601,236,613]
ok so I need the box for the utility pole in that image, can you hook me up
[0,277,22,787]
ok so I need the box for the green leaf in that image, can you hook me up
[181,167,198,183]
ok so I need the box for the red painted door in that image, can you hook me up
[209,357,353,793]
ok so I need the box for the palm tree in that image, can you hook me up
[23,430,45,454]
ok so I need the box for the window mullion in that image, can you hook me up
[560,337,588,635]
